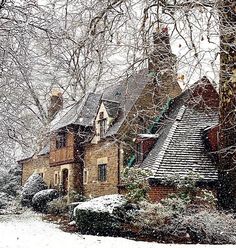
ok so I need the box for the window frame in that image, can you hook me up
[99,118,107,138]
[83,169,88,184]
[54,172,58,186]
[98,164,107,182]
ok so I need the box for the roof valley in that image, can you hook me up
[151,105,186,172]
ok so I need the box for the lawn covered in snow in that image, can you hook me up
[0,211,233,248]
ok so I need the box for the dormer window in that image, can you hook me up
[56,131,67,149]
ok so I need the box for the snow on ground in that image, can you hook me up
[0,211,234,248]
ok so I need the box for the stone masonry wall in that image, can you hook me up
[84,140,122,198]
[21,156,81,194]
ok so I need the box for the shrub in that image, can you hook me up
[32,189,59,212]
[69,191,86,203]
[131,201,172,229]
[172,210,236,244]
[122,167,152,203]
[47,197,68,215]
[21,173,47,207]
[131,200,236,244]
[73,194,128,235]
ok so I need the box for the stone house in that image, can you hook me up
[18,27,182,199]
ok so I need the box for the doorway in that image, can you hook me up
[61,169,69,194]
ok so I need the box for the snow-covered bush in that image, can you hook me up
[69,190,86,203]
[32,189,59,212]
[73,194,128,235]
[21,173,47,206]
[0,166,21,196]
[166,210,236,244]
[131,200,236,244]
[0,192,9,209]
[131,201,172,228]
[47,197,68,215]
[122,167,152,203]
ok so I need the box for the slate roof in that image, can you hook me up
[141,94,218,183]
[50,93,102,132]
[50,69,152,135]
[37,144,50,156]
[103,68,152,136]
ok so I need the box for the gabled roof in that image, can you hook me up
[50,93,102,132]
[141,78,219,183]
[50,69,153,135]
[103,68,153,136]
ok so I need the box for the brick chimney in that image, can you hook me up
[148,26,177,73]
[48,89,63,121]
[148,26,181,99]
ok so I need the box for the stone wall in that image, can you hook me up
[21,156,82,194]
[84,140,123,198]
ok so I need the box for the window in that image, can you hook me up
[83,169,88,184]
[99,119,106,138]
[54,172,58,185]
[98,112,107,138]
[98,164,107,182]
[56,131,67,149]
[99,112,104,119]
[38,172,44,179]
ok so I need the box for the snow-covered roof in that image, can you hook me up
[50,69,152,137]
[103,68,152,137]
[141,79,219,183]
[50,93,102,132]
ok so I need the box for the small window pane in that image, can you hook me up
[98,164,107,182]
[100,119,106,138]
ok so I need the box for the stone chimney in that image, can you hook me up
[48,89,63,121]
[148,26,177,73]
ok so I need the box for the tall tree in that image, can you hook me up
[218,0,236,209]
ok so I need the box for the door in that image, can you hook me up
[62,169,69,194]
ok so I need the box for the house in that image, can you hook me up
[137,77,219,202]
[18,27,182,198]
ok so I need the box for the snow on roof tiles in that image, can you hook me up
[50,69,152,136]
[50,93,101,132]
[142,94,218,183]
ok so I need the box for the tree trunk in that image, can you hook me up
[218,0,236,209]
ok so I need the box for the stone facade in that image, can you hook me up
[19,77,181,200]
[21,155,51,186]
[20,155,82,195]
[83,140,123,198]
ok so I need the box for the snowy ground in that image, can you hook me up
[0,211,234,248]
